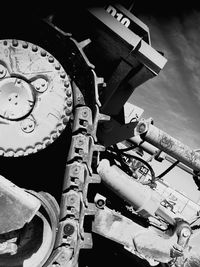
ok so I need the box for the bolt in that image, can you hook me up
[41,50,47,57]
[79,149,84,155]
[55,64,61,70]
[96,199,105,208]
[64,81,70,88]
[77,137,84,146]
[70,207,76,214]
[82,121,88,127]
[77,96,81,102]
[48,56,54,63]
[0,65,7,78]
[137,122,147,134]
[67,194,77,205]
[60,72,66,79]
[32,45,38,52]
[182,228,191,238]
[12,39,18,47]
[22,42,28,48]
[21,118,35,133]
[66,89,71,97]
[71,165,81,175]
[67,99,72,107]
[62,116,69,125]
[65,107,72,116]
[82,108,88,118]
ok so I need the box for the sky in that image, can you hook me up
[127,5,200,203]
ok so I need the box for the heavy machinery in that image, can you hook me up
[0,2,200,267]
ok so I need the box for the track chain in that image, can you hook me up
[44,32,108,267]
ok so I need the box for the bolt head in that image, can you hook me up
[137,122,147,134]
[63,223,75,236]
[32,45,38,52]
[71,165,81,176]
[48,56,54,63]
[82,108,88,118]
[97,199,105,208]
[66,99,72,107]
[77,138,84,146]
[182,228,191,238]
[67,194,77,205]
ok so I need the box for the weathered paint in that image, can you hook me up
[144,124,200,172]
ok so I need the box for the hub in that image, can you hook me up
[0,77,35,120]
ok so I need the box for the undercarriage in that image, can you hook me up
[0,2,199,267]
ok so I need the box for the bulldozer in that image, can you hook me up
[0,1,199,266]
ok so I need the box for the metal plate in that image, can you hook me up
[0,39,73,156]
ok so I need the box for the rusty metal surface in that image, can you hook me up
[0,39,73,156]
[140,122,200,172]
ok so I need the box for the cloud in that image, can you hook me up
[130,10,200,149]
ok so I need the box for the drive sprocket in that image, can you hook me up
[0,39,73,156]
